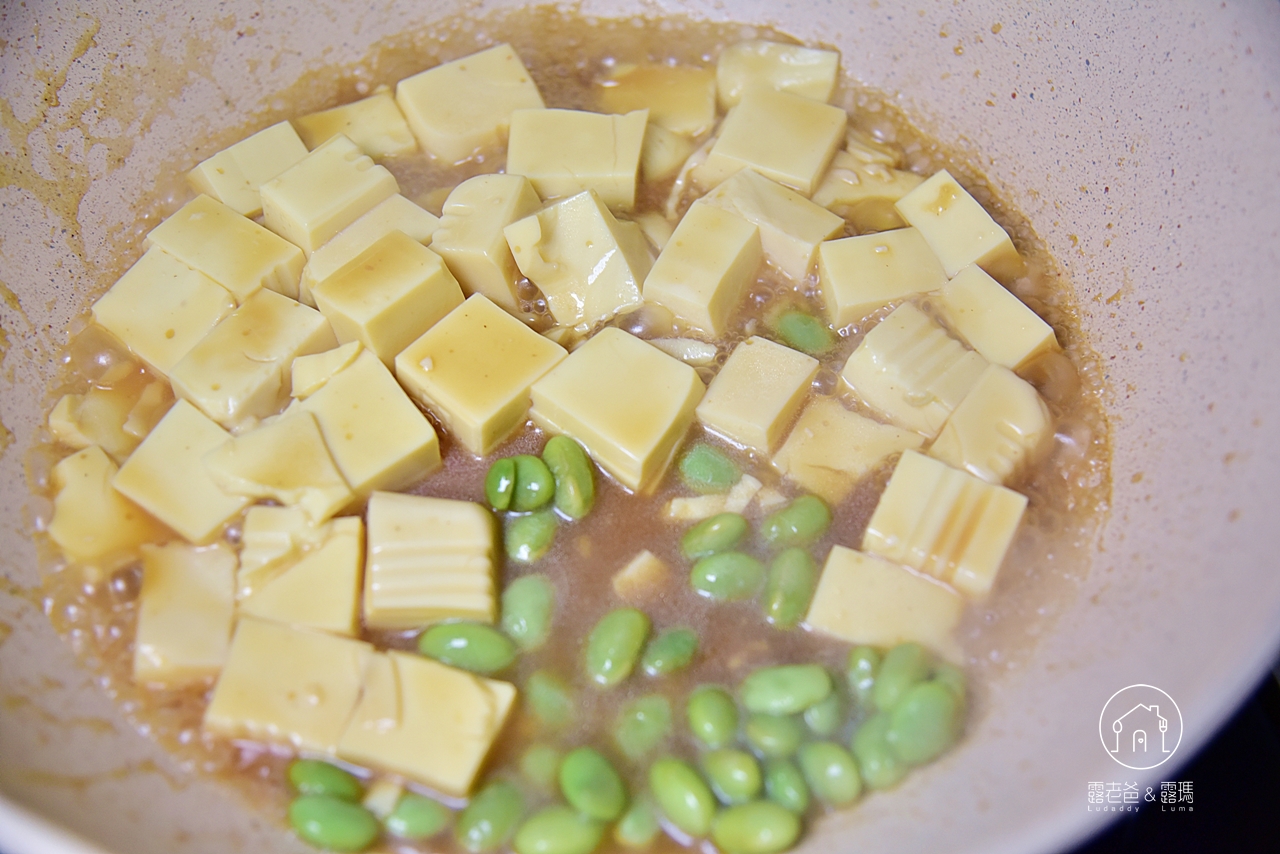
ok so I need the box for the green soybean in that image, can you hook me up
[687,685,739,749]
[763,548,817,629]
[797,741,862,806]
[614,694,674,761]
[560,747,628,821]
[763,759,810,813]
[385,793,452,841]
[641,628,698,677]
[702,748,762,805]
[886,680,962,765]
[584,608,650,687]
[519,743,563,793]
[773,310,836,356]
[681,513,748,559]
[542,436,595,519]
[846,646,880,708]
[614,796,661,849]
[511,454,556,511]
[506,509,558,563]
[678,443,740,493]
[760,495,831,549]
[649,757,716,838]
[289,794,379,852]
[803,691,844,737]
[485,458,516,510]
[513,805,604,854]
[418,622,516,675]
[872,642,931,712]
[744,713,805,759]
[690,552,765,601]
[501,574,555,650]
[741,664,832,715]
[287,759,363,801]
[525,670,575,729]
[933,661,967,703]
[711,801,801,854]
[850,712,907,791]
[455,780,523,853]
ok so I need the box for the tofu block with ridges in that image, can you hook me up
[187,121,310,217]
[507,108,648,210]
[804,546,962,660]
[169,288,337,429]
[239,516,363,637]
[935,264,1059,370]
[396,44,545,163]
[337,652,516,797]
[48,366,162,461]
[863,450,1028,599]
[642,203,761,337]
[145,195,305,303]
[771,397,923,503]
[134,542,236,686]
[48,446,168,568]
[812,149,925,233]
[641,123,696,183]
[294,87,417,158]
[817,228,948,327]
[300,350,442,495]
[612,549,673,603]
[699,169,843,280]
[696,336,817,453]
[291,341,363,400]
[530,327,705,492]
[395,295,566,456]
[204,616,374,753]
[841,302,988,437]
[505,191,653,329]
[113,400,250,544]
[430,174,542,314]
[597,63,716,136]
[716,40,840,108]
[928,364,1052,484]
[894,170,1023,281]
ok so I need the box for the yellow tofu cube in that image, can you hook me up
[612,549,673,603]
[696,336,817,453]
[928,364,1052,484]
[47,366,157,461]
[505,191,653,329]
[122,379,175,441]
[894,169,1024,281]
[291,341,363,400]
[641,123,696,183]
[300,350,442,496]
[293,87,417,158]
[337,651,516,797]
[665,494,728,521]
[597,63,717,136]
[529,327,705,492]
[642,203,761,337]
[395,295,566,456]
[48,446,168,568]
[935,264,1059,370]
[507,108,647,210]
[134,542,236,686]
[840,302,988,437]
[204,616,374,753]
[817,227,949,327]
[112,400,250,544]
[771,397,923,503]
[239,505,330,578]
[812,149,925,233]
[700,169,843,280]
[395,44,545,163]
[145,194,305,303]
[169,288,337,429]
[804,546,962,661]
[430,174,543,315]
[863,450,1028,599]
[716,40,840,109]
[187,121,310,218]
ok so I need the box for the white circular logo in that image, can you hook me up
[1098,684,1183,770]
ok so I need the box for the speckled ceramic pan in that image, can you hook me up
[1,2,1278,853]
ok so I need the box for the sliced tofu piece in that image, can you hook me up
[935,264,1059,371]
[812,149,925,233]
[634,211,676,252]
[291,341,363,400]
[771,397,923,503]
[862,450,1028,599]
[647,337,718,367]
[506,191,653,330]
[122,379,174,441]
[238,505,330,579]
[337,651,516,797]
[395,295,567,456]
[204,616,374,753]
[928,364,1052,484]
[696,336,817,453]
[529,327,705,492]
[840,302,988,437]
[186,121,310,217]
[395,43,545,163]
[715,40,840,108]
[664,494,728,521]
[134,542,236,686]
[894,169,1023,282]
[47,365,158,461]
[723,474,764,513]
[816,227,948,327]
[597,63,717,136]
[641,123,696,183]
[293,86,417,158]
[612,549,673,603]
[48,446,168,568]
[506,108,648,211]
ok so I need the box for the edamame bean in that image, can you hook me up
[289,795,380,852]
[681,513,748,559]
[641,628,698,677]
[763,548,817,629]
[760,495,831,548]
[710,801,801,854]
[513,806,604,854]
[763,759,810,813]
[485,458,516,510]
[501,574,555,650]
[933,661,967,703]
[773,310,835,356]
[288,759,363,801]
[506,509,558,563]
[385,792,452,841]
[525,670,575,729]
[519,744,563,793]
[511,454,556,511]
[687,686,739,749]
[744,713,804,759]
[560,747,628,821]
[614,694,674,761]
[690,552,765,601]
[614,796,661,849]
[796,741,862,806]
[418,622,516,675]
[803,691,843,737]
[850,712,907,790]
[584,608,650,687]
[649,757,716,838]
[846,646,880,708]
[740,664,832,715]
[455,780,523,853]
[542,436,595,519]
[872,643,931,712]
[702,748,762,805]
[886,680,962,765]
[678,444,741,493]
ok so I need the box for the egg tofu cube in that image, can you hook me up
[47,366,156,462]
[134,542,236,686]
[395,295,566,456]
[293,86,417,158]
[145,195,305,303]
[506,190,654,329]
[716,39,840,109]
[48,445,169,568]
[612,549,673,603]
[817,227,949,327]
[812,149,925,233]
[597,63,717,136]
[169,288,337,429]
[696,336,817,453]
[291,341,363,400]
[894,169,1024,281]
[928,364,1052,484]
[122,379,174,441]
[935,264,1059,370]
[186,121,310,218]
[529,327,705,492]
[239,505,327,578]
[204,616,374,753]
[641,123,696,183]
[642,203,761,337]
[395,43,545,163]
[507,108,648,211]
